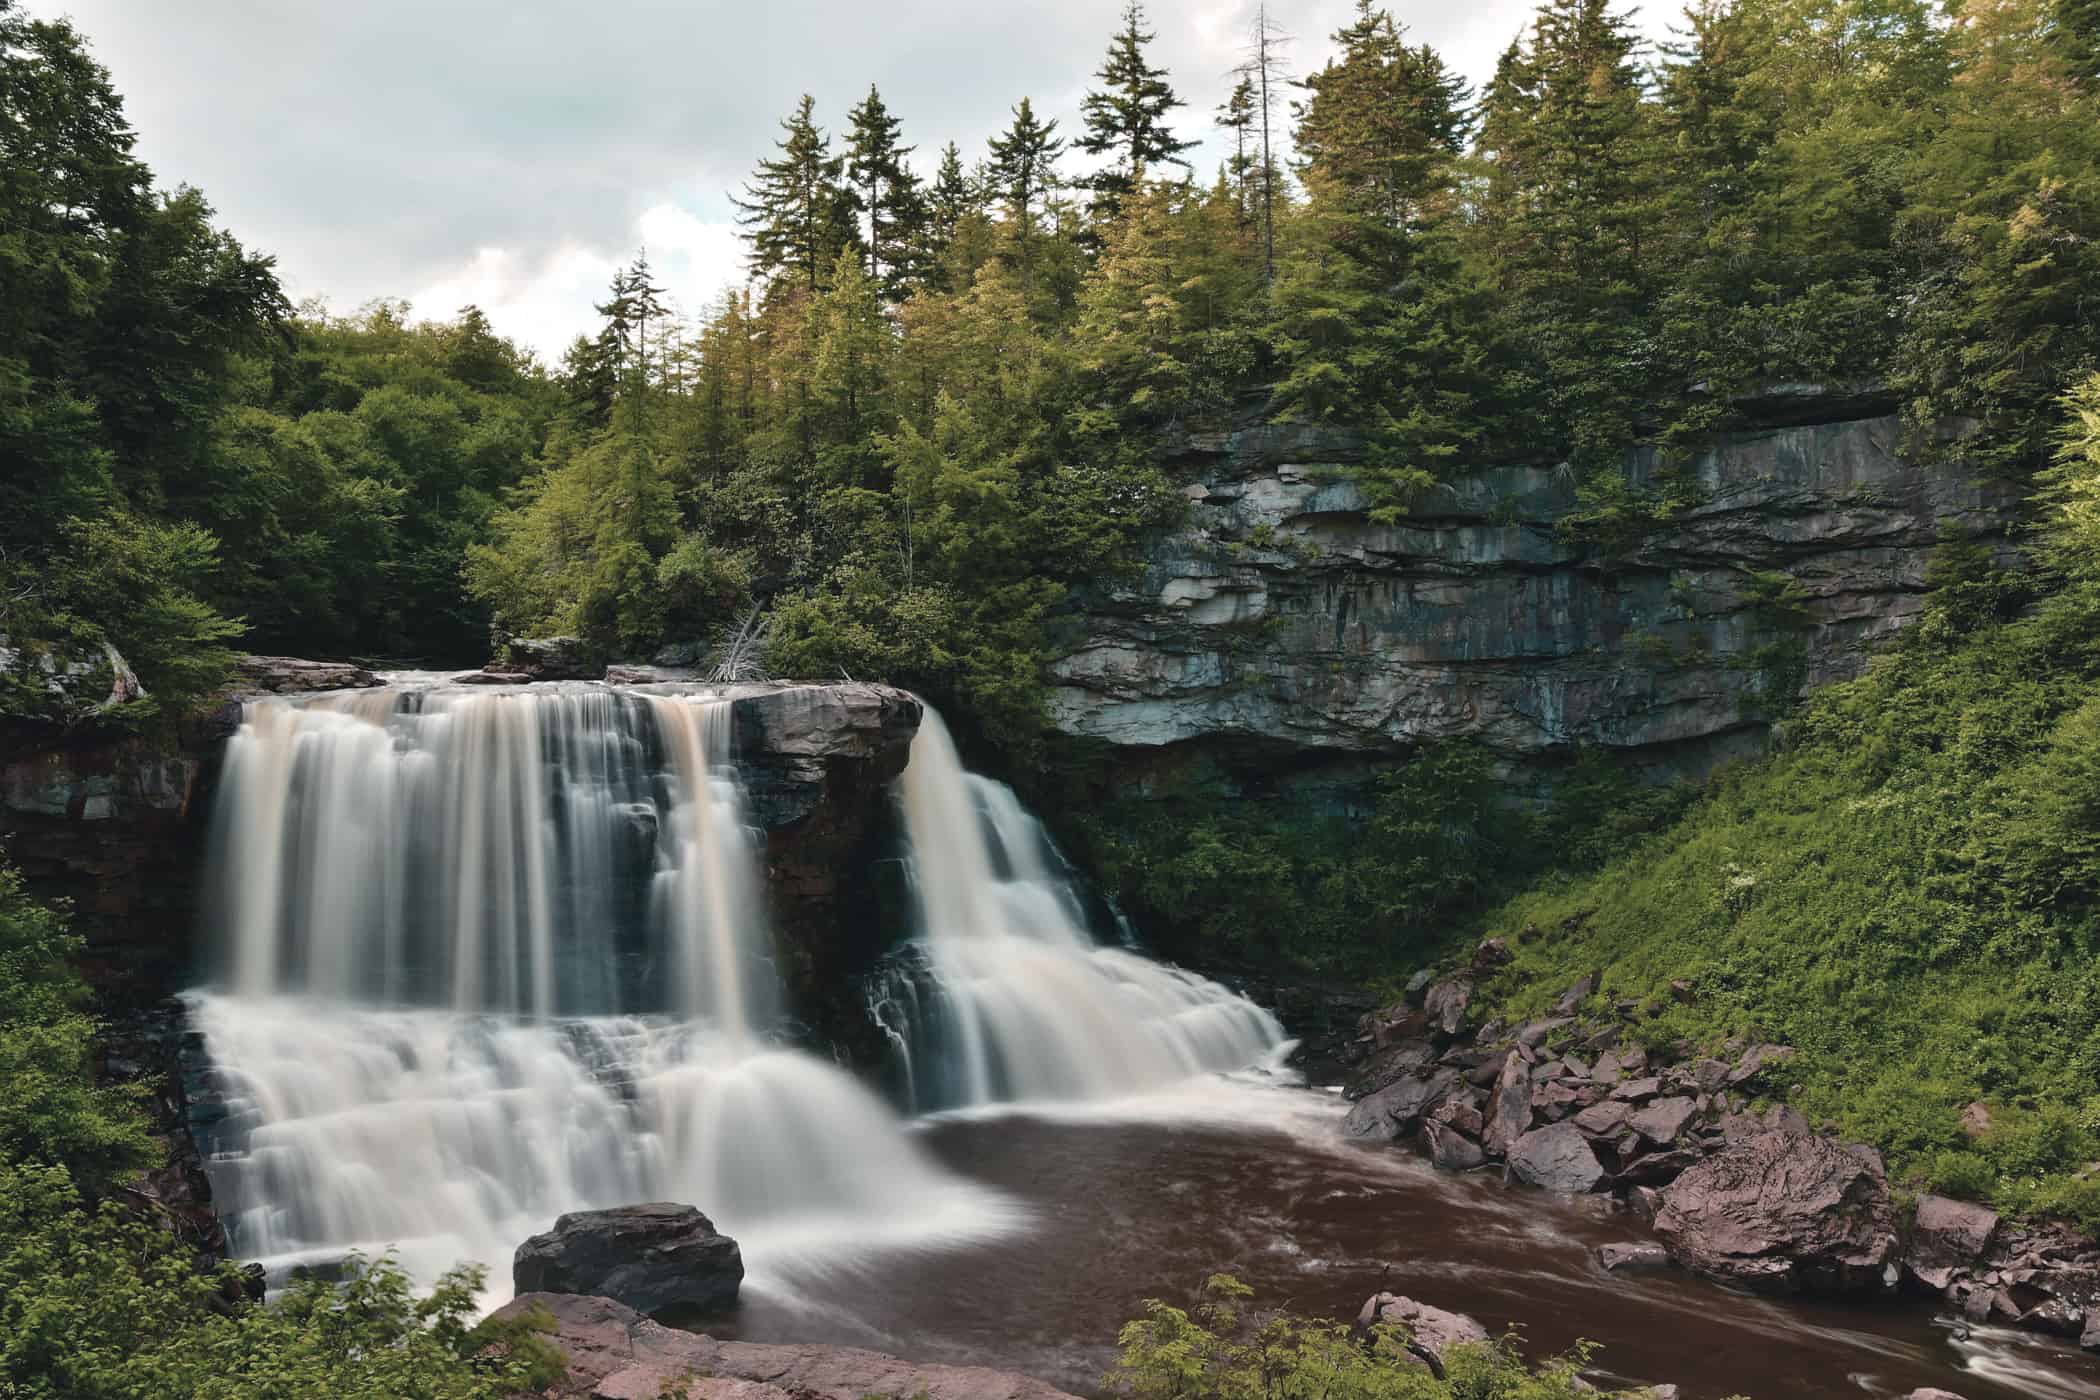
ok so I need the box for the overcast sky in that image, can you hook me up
[34,1,1674,362]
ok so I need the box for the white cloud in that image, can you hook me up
[406,205,745,362]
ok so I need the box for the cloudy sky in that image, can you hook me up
[35,1,1673,362]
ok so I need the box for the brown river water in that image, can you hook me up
[709,1081,2100,1400]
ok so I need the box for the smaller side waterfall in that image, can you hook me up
[876,708,1286,1110]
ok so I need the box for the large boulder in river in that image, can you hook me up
[1353,1293,1490,1378]
[1903,1194,1999,1294]
[1653,1131,1898,1295]
[1508,1122,1608,1193]
[513,1203,743,1318]
[497,1292,1077,1400]
[1343,1068,1459,1142]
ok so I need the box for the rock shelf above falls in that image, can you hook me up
[1050,400,2023,780]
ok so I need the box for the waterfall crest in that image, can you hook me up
[879,706,1287,1110]
[194,682,1012,1293]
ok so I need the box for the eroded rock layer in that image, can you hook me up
[1051,406,2020,776]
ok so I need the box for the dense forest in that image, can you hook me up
[9,0,2100,1390]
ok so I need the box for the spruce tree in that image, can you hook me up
[844,84,926,302]
[984,97,1066,293]
[924,143,974,254]
[1077,2,1196,221]
[736,95,857,293]
[1217,74,1257,224]
[1294,1,1470,233]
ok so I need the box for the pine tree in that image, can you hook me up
[1476,0,1663,473]
[2063,0,2100,83]
[736,95,857,293]
[1294,2,1470,233]
[984,97,1066,294]
[1217,74,1257,224]
[844,84,926,302]
[1077,2,1196,221]
[1241,5,1292,283]
[919,142,976,274]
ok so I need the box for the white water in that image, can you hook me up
[883,707,1287,1109]
[194,683,1016,1296]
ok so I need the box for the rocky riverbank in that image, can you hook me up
[1316,938,2100,1355]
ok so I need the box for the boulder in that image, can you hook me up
[1424,1119,1487,1171]
[1572,1101,1631,1138]
[1610,1077,1664,1103]
[1508,1122,1608,1193]
[1554,974,1597,1015]
[1424,978,1472,1036]
[1653,1131,1898,1296]
[1482,1052,1534,1156]
[1353,1293,1490,1378]
[1628,1096,1699,1147]
[1903,1194,1999,1294]
[452,669,528,684]
[1343,1069,1459,1143]
[233,655,379,694]
[491,635,596,681]
[497,1292,1077,1400]
[1,634,146,733]
[1598,1242,1672,1273]
[1725,1043,1796,1087]
[1900,1391,1968,1400]
[1516,1016,1573,1049]
[513,1203,744,1318]
[1470,938,1512,973]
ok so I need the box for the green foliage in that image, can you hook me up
[1108,1276,1671,1400]
[0,860,567,1398]
[1071,742,1690,975]
[0,866,154,1190]
[1466,377,2100,1221]
[0,1162,561,1400]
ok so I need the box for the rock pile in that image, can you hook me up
[1332,942,2100,1344]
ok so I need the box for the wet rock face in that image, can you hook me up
[1049,407,2019,776]
[513,1204,744,1319]
[495,1291,1080,1400]
[1653,1130,1899,1296]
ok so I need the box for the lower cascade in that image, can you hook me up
[188,680,1283,1294]
[874,709,1286,1111]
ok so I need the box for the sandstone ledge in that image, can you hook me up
[493,1292,1078,1400]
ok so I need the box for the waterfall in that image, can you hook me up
[192,681,1013,1295]
[879,707,1287,1110]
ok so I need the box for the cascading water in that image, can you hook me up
[873,706,1287,1111]
[190,680,1013,1294]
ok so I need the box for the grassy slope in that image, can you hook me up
[1470,560,2100,1224]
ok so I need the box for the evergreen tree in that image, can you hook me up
[984,97,1066,294]
[1217,74,1258,224]
[1077,2,1196,221]
[1294,2,1470,233]
[735,95,857,293]
[844,84,926,301]
[915,141,978,285]
[1476,0,1663,475]
[1241,5,1293,283]
[2062,0,2100,83]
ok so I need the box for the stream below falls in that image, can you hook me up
[713,1080,2100,1400]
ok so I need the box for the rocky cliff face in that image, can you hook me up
[1050,401,2021,779]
